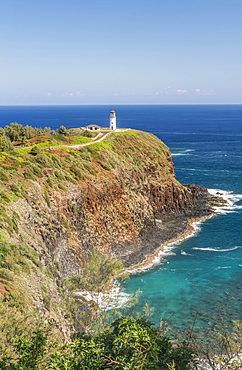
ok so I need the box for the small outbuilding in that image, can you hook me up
[84,124,101,131]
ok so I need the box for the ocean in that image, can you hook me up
[1,104,242,336]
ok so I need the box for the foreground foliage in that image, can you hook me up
[0,316,196,370]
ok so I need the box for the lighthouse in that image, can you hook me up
[109,110,116,130]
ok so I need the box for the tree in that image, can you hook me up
[4,123,23,142]
[0,316,196,370]
[58,126,68,135]
[64,249,125,332]
[197,321,242,370]
[0,136,14,153]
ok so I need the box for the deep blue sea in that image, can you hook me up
[1,105,242,335]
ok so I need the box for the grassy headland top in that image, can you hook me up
[0,122,171,209]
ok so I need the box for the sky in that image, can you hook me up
[0,0,241,105]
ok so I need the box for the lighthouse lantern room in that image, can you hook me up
[109,110,116,130]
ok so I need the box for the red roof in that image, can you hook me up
[110,110,116,113]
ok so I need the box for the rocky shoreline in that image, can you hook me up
[122,184,225,271]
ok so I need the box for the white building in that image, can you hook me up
[85,124,101,131]
[109,110,116,130]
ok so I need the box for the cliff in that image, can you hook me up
[0,130,213,342]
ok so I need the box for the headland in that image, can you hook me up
[0,124,224,341]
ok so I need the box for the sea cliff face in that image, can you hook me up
[0,130,213,340]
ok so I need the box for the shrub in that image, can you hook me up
[24,167,36,181]
[54,170,66,181]
[10,184,21,196]
[0,136,14,153]
[0,191,10,204]
[0,170,9,182]
[34,153,53,168]
[0,316,196,369]
[30,146,41,155]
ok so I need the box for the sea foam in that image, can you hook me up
[193,246,240,252]
[172,149,194,156]
[208,188,242,214]
[75,282,131,311]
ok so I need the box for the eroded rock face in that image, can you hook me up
[9,162,212,277]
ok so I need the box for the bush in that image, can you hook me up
[0,170,9,182]
[33,154,53,168]
[58,125,68,135]
[24,167,36,181]
[10,184,21,196]
[0,136,14,153]
[30,146,41,155]
[81,130,97,138]
[0,316,196,369]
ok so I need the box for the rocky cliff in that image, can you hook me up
[0,130,213,341]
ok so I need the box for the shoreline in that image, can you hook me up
[125,213,214,274]
[123,187,234,274]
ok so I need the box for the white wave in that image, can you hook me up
[75,282,131,311]
[181,250,192,256]
[172,153,188,156]
[172,149,194,156]
[215,266,231,270]
[208,188,242,214]
[193,246,240,252]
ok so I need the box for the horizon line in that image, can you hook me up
[0,103,242,107]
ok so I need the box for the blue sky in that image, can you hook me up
[0,0,241,105]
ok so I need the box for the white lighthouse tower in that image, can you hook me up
[109,110,116,130]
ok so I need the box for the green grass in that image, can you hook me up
[15,147,32,154]
[70,136,92,145]
[83,140,113,154]
[113,130,140,137]
[34,140,64,148]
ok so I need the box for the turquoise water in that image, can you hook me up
[120,105,242,334]
[1,104,242,333]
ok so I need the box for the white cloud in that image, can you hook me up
[47,92,52,97]
[195,88,215,96]
[113,93,119,96]
[62,91,85,97]
[176,89,187,95]
[155,86,171,95]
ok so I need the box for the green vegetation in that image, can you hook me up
[0,241,40,273]
[0,122,99,150]
[70,136,92,145]
[0,136,14,153]
[0,316,196,370]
